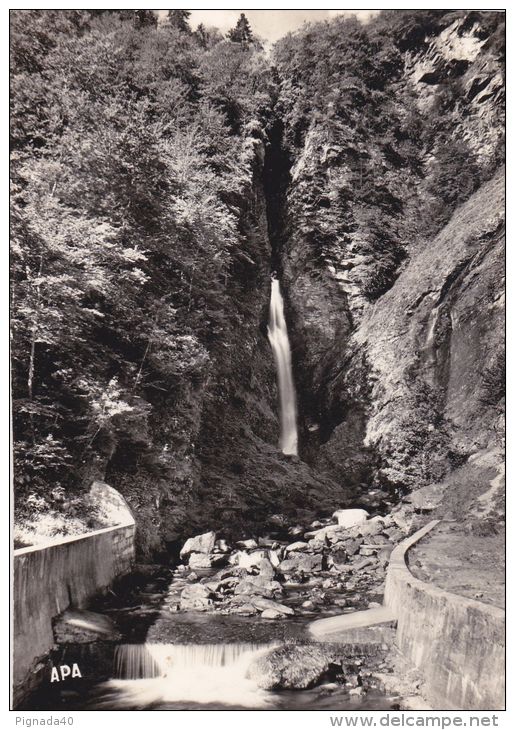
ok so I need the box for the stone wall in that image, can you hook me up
[385,521,505,710]
[12,516,135,707]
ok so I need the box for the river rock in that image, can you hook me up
[256,558,275,580]
[344,538,363,556]
[332,509,369,528]
[229,549,268,569]
[247,644,343,690]
[351,557,375,572]
[277,553,323,574]
[210,566,248,582]
[285,541,309,553]
[231,603,259,616]
[384,526,406,543]
[305,525,345,542]
[301,599,316,609]
[232,595,294,615]
[236,539,258,550]
[261,608,286,620]
[233,577,282,598]
[179,583,213,610]
[202,579,227,592]
[359,546,379,556]
[269,549,282,568]
[328,547,347,570]
[358,521,385,538]
[180,531,216,560]
[214,539,231,553]
[308,537,327,552]
[188,553,213,570]
[288,525,305,538]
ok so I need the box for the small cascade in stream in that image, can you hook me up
[109,643,276,708]
[267,277,298,456]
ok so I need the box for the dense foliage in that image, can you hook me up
[11,10,273,529]
[11,10,504,549]
[273,10,504,303]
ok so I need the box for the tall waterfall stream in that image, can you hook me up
[267,277,298,456]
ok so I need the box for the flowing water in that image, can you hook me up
[22,570,399,711]
[268,277,298,456]
[108,642,277,708]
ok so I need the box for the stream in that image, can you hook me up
[21,562,401,711]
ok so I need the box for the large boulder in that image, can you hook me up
[332,509,369,528]
[188,553,214,570]
[88,481,134,527]
[179,584,213,610]
[247,644,343,690]
[180,531,216,560]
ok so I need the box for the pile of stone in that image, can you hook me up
[164,506,413,620]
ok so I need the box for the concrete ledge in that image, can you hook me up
[13,512,135,707]
[384,520,505,710]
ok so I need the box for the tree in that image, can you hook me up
[228,13,254,47]
[167,9,191,33]
[135,10,157,28]
[10,8,273,526]
[195,23,223,49]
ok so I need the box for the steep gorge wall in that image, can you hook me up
[275,11,505,506]
[107,140,347,556]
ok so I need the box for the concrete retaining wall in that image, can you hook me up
[13,517,135,706]
[385,520,505,710]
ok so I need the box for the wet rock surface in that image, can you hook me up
[247,643,389,692]
[161,506,416,623]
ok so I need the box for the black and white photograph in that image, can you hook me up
[9,5,506,716]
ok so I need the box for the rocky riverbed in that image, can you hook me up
[162,506,416,623]
[22,501,431,710]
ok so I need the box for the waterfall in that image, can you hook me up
[108,643,276,708]
[268,277,298,456]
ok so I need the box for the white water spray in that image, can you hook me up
[108,643,275,708]
[267,277,298,456]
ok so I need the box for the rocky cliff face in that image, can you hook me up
[276,11,504,512]
[107,11,504,558]
[108,143,347,558]
[356,170,504,492]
